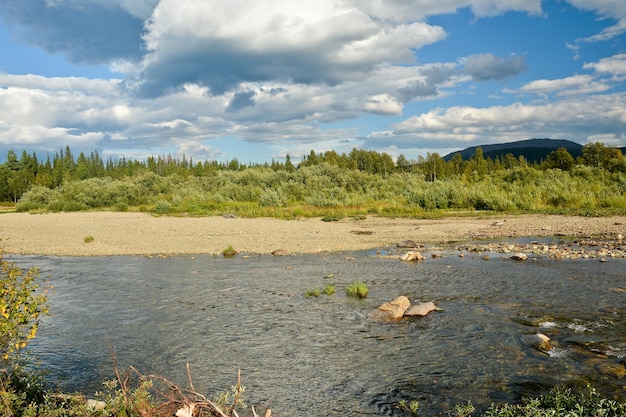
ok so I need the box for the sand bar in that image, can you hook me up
[0,212,625,256]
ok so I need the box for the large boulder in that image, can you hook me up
[404,301,437,317]
[368,296,410,320]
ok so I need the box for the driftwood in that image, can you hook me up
[113,364,271,417]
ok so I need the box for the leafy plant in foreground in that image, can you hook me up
[0,251,48,361]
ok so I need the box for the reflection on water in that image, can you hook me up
[16,249,626,416]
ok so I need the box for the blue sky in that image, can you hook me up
[0,1,625,165]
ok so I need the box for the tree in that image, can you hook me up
[543,147,575,171]
[285,154,295,172]
[581,142,611,168]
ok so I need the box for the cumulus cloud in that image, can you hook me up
[137,0,447,95]
[463,53,527,81]
[583,53,626,78]
[381,93,626,152]
[363,94,403,115]
[1,0,625,162]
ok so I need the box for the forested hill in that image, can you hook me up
[443,138,585,163]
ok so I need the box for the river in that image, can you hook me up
[16,244,626,416]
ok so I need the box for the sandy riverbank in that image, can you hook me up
[1,212,625,256]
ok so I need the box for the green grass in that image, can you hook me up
[346,281,368,298]
[222,245,238,257]
[305,288,321,298]
[84,235,94,243]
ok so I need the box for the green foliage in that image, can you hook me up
[5,145,626,217]
[322,284,335,295]
[222,245,237,257]
[0,251,48,361]
[398,399,420,415]
[84,235,94,243]
[305,288,321,298]
[479,385,626,417]
[346,281,368,298]
[306,284,335,298]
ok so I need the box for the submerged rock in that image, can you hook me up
[400,251,425,261]
[522,333,553,352]
[511,253,528,260]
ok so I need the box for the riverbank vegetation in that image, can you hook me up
[1,143,625,217]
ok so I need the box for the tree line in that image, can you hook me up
[0,142,624,203]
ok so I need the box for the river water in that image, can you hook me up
[16,246,626,416]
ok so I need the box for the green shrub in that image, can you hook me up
[153,199,174,214]
[322,284,335,295]
[478,385,626,417]
[259,189,288,207]
[0,250,48,361]
[15,185,54,212]
[305,288,321,298]
[346,281,368,298]
[222,245,238,257]
[84,235,94,243]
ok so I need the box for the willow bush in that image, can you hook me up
[14,163,626,216]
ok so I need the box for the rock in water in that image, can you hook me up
[404,301,437,317]
[368,296,410,320]
[400,251,425,261]
[397,240,422,248]
[511,253,528,260]
[522,333,552,352]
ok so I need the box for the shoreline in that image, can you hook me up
[1,212,625,257]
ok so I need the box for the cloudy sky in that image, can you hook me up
[0,0,625,164]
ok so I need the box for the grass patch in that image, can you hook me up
[84,235,94,243]
[346,281,368,298]
[222,245,238,257]
[322,284,335,295]
[305,288,321,298]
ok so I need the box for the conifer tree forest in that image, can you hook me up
[1,143,625,217]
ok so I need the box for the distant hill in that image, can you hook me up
[442,138,584,163]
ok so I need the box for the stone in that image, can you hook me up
[87,399,107,411]
[397,240,422,249]
[368,296,410,320]
[522,333,552,352]
[271,249,290,256]
[511,253,528,260]
[400,251,425,261]
[404,301,437,317]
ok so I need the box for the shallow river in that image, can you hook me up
[16,244,626,416]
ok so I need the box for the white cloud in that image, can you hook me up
[567,0,626,42]
[583,53,626,78]
[516,75,604,94]
[138,0,448,95]
[386,93,626,150]
[363,94,403,115]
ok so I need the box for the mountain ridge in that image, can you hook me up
[442,138,584,163]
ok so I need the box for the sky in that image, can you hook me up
[0,1,625,165]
